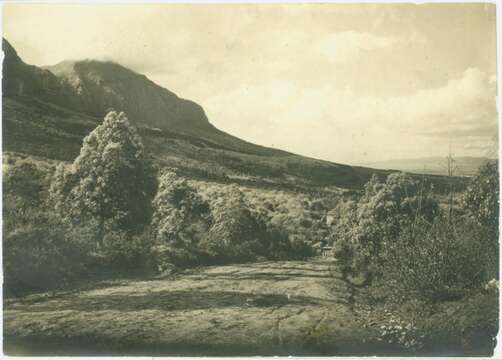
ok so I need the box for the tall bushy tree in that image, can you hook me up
[152,170,211,249]
[50,111,156,243]
[331,172,439,279]
[150,170,211,268]
[356,173,437,252]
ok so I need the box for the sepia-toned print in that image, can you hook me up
[2,3,499,356]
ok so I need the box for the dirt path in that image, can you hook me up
[4,259,393,356]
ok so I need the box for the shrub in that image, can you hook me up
[152,171,211,243]
[288,233,316,258]
[461,161,499,279]
[380,216,488,302]
[151,170,211,268]
[153,244,200,270]
[462,161,499,234]
[201,185,266,262]
[97,230,154,272]
[3,156,50,205]
[4,218,92,296]
[3,155,55,234]
[329,173,439,280]
[329,199,358,275]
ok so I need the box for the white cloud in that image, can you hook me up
[317,31,400,63]
[371,68,497,134]
[203,68,497,163]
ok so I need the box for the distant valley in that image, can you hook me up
[362,156,496,177]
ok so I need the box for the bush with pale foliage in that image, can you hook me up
[50,111,156,243]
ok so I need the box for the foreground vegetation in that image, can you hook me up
[4,111,326,296]
[328,159,499,352]
[330,161,498,298]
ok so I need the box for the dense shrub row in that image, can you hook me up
[193,180,336,253]
[150,172,314,269]
[3,112,320,295]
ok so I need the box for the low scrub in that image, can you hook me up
[379,217,491,302]
[4,219,92,296]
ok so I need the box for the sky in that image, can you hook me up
[2,3,498,164]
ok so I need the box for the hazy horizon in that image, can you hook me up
[3,3,498,164]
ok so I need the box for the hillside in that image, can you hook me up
[3,39,284,156]
[2,38,460,192]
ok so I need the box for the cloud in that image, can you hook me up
[5,4,497,163]
[372,67,497,135]
[317,31,401,63]
[203,67,497,163]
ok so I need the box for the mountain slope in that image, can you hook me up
[3,39,287,157]
[2,38,460,192]
[43,59,223,140]
[2,39,60,99]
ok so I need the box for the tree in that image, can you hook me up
[355,172,437,256]
[50,111,156,245]
[462,161,499,238]
[150,170,211,268]
[461,161,499,278]
[330,172,439,279]
[151,170,211,249]
[3,157,52,234]
[201,185,265,261]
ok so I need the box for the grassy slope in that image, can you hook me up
[2,96,364,189]
[3,96,463,193]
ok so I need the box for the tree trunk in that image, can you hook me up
[97,218,104,249]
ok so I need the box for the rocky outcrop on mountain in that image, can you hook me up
[44,59,214,134]
[2,38,284,155]
[3,37,213,135]
[2,39,220,136]
[2,39,60,98]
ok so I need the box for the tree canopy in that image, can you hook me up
[151,170,211,248]
[462,161,499,239]
[50,111,156,241]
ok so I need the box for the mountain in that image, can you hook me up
[362,156,495,177]
[4,40,281,156]
[2,38,460,192]
[2,39,60,98]
[44,59,214,132]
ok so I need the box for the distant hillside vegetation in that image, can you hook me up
[362,157,496,177]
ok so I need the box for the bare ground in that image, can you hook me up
[3,258,495,356]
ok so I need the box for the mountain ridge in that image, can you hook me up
[3,38,291,158]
